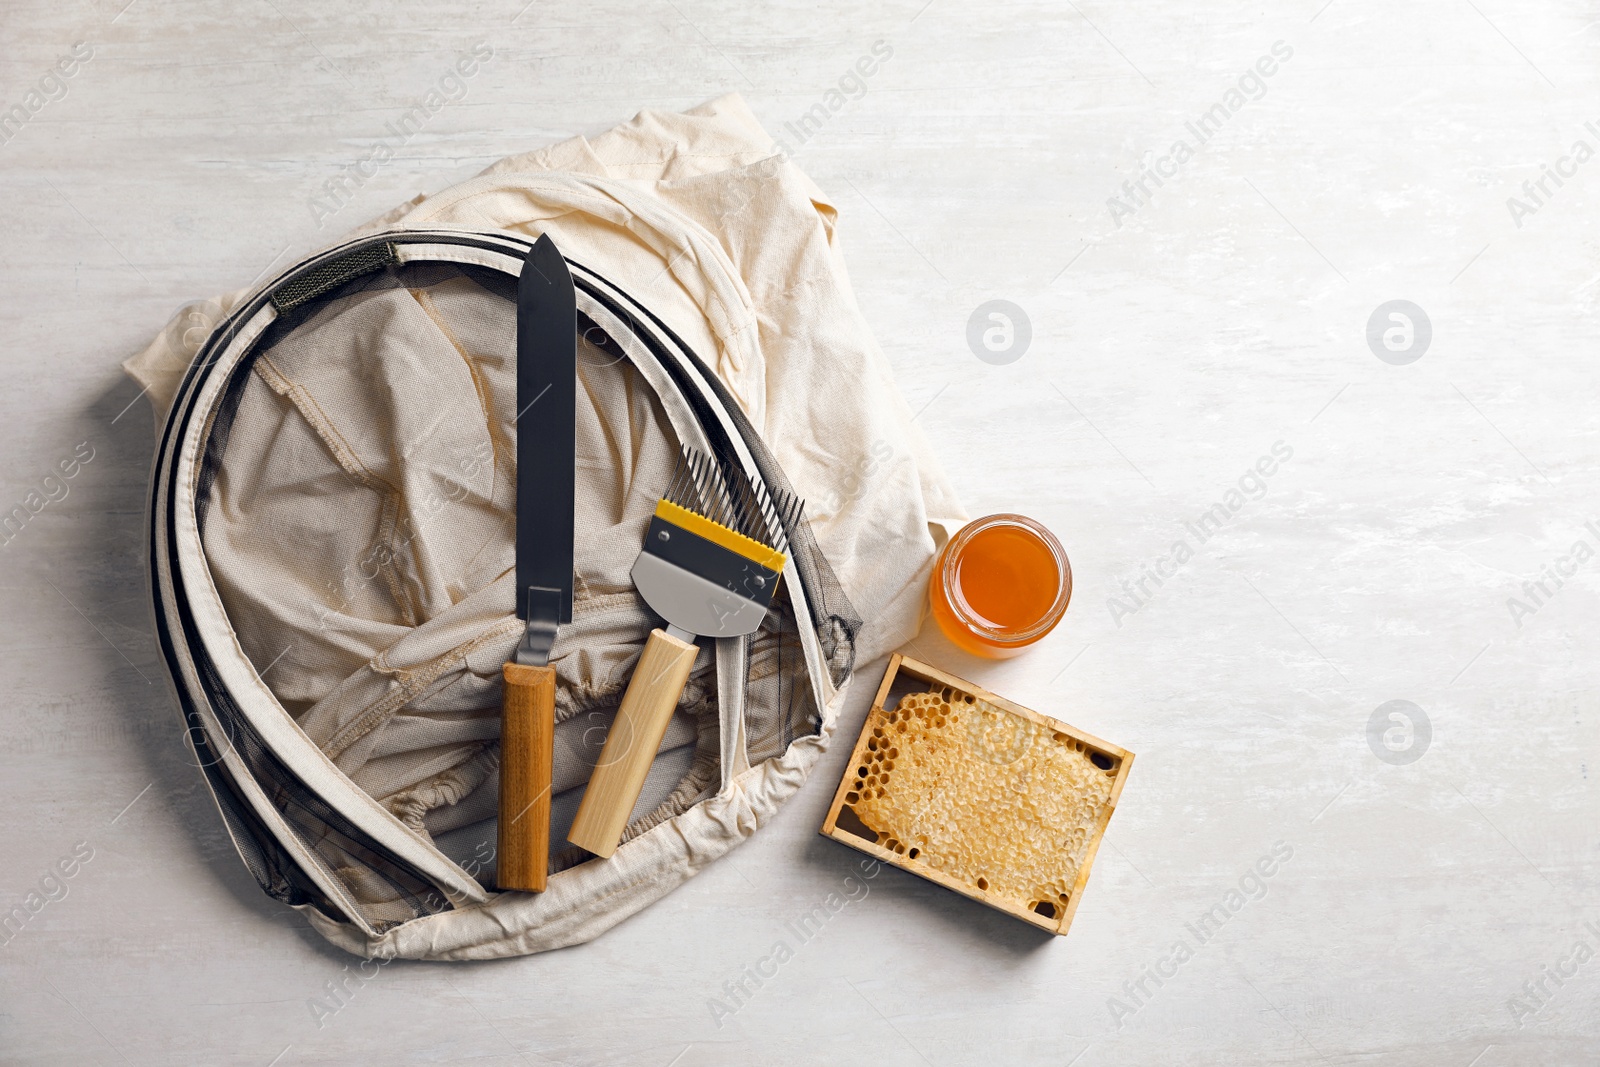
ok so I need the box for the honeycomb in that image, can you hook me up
[844,686,1117,921]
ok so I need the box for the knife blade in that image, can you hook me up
[514,233,577,656]
[497,233,576,893]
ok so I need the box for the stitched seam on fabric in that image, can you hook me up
[327,617,522,759]
[372,490,417,627]
[254,356,398,495]
[573,589,642,614]
[394,285,495,627]
[328,652,465,757]
[410,285,506,490]
[256,353,415,626]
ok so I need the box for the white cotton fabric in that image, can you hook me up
[126,96,964,959]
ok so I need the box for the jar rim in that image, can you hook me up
[938,514,1071,645]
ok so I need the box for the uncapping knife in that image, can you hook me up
[496,234,576,893]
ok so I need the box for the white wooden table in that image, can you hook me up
[3,2,1597,1064]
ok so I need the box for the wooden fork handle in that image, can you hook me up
[568,628,697,858]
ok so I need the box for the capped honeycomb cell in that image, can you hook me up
[821,655,1133,935]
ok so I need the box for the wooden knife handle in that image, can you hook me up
[497,661,555,892]
[568,628,698,858]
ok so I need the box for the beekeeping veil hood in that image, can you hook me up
[126,95,965,960]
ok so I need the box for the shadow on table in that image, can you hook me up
[795,831,1058,957]
[79,372,310,939]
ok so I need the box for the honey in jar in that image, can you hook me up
[929,514,1071,658]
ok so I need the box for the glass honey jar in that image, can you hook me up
[928,514,1071,658]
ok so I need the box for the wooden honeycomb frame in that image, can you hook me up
[820,654,1134,935]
